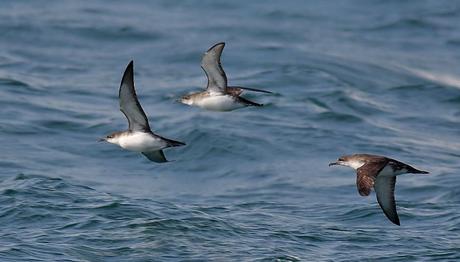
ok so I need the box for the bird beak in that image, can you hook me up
[329,162,338,166]
[98,138,106,142]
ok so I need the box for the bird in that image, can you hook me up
[100,60,185,163]
[329,154,429,225]
[179,42,272,111]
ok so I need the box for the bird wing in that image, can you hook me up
[201,42,227,94]
[356,171,376,196]
[356,158,388,196]
[119,61,151,132]
[142,150,168,163]
[374,176,400,225]
[228,86,273,95]
[236,96,263,107]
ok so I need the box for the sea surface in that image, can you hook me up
[1,1,459,261]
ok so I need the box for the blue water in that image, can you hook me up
[1,0,459,260]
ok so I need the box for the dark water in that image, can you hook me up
[1,0,459,261]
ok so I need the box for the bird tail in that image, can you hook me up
[163,137,186,147]
[409,167,429,174]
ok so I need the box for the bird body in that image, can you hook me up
[180,42,271,111]
[101,61,185,163]
[330,154,428,225]
[185,92,245,111]
[111,131,168,152]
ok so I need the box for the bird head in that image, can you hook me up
[329,155,366,170]
[99,132,121,145]
[179,94,194,106]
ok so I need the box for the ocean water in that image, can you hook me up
[1,0,459,261]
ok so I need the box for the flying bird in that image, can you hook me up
[179,42,272,111]
[100,61,185,163]
[329,154,428,225]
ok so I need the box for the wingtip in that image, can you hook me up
[208,42,225,52]
[124,60,134,74]
[121,60,134,85]
[385,212,401,226]
[386,209,401,226]
[126,60,134,70]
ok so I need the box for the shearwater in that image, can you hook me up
[179,42,272,111]
[100,61,185,163]
[329,154,429,225]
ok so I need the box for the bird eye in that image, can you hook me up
[338,158,344,161]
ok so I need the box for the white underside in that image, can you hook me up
[117,132,167,152]
[195,95,245,111]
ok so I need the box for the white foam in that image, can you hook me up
[399,65,460,89]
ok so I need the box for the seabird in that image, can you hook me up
[100,60,185,163]
[179,42,272,111]
[329,154,429,225]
